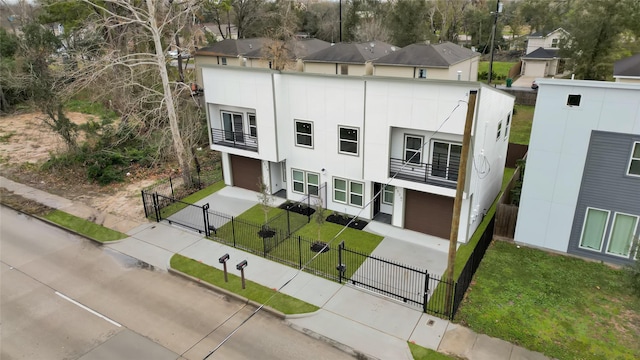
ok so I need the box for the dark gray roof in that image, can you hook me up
[372,42,479,67]
[195,38,269,57]
[522,47,560,59]
[303,40,399,64]
[244,38,331,60]
[614,53,640,77]
[528,28,568,38]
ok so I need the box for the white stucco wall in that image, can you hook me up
[514,80,640,252]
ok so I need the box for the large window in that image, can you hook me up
[579,208,610,252]
[295,120,313,148]
[606,213,639,257]
[628,142,640,176]
[404,135,423,164]
[505,114,511,140]
[221,111,244,142]
[333,178,364,207]
[338,126,359,155]
[292,169,319,196]
[383,185,394,205]
[431,141,462,181]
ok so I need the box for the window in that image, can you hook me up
[606,213,638,257]
[431,141,462,181]
[404,135,423,164]
[333,177,364,207]
[579,208,610,252]
[334,178,347,203]
[382,185,394,205]
[340,64,348,75]
[551,38,559,48]
[292,169,320,196]
[295,120,313,148]
[221,57,227,65]
[418,68,427,79]
[248,114,257,137]
[496,121,502,141]
[567,94,581,106]
[221,111,244,142]
[338,126,359,155]
[505,114,511,140]
[628,142,640,176]
[268,61,272,69]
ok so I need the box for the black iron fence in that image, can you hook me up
[389,157,457,189]
[211,128,259,152]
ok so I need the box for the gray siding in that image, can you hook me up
[568,131,640,266]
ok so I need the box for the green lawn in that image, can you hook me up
[157,181,225,219]
[170,254,319,315]
[478,61,517,84]
[409,342,460,360]
[43,210,128,242]
[510,105,535,145]
[65,99,118,120]
[455,241,640,360]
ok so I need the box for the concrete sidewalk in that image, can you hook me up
[1,176,553,360]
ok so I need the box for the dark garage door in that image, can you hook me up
[404,190,454,239]
[230,155,262,192]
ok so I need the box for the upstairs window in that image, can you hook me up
[340,64,349,75]
[404,135,423,164]
[431,141,462,181]
[248,113,257,137]
[418,68,427,79]
[551,38,559,48]
[496,121,502,141]
[505,114,511,140]
[338,126,359,155]
[221,57,227,65]
[295,120,313,148]
[567,94,581,107]
[628,142,640,176]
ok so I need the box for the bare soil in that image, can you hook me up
[0,111,167,221]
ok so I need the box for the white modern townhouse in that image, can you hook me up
[201,66,514,243]
[515,79,640,265]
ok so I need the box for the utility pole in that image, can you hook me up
[339,0,342,42]
[444,90,477,317]
[488,1,502,84]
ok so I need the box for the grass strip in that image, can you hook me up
[170,254,319,315]
[408,342,460,360]
[43,210,127,242]
[510,105,534,145]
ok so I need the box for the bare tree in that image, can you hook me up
[74,0,199,184]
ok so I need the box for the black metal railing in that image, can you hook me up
[211,128,258,152]
[389,157,458,189]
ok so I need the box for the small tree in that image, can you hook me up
[257,177,273,224]
[313,196,327,244]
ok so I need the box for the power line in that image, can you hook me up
[203,95,471,359]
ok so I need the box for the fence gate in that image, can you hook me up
[153,193,211,236]
[338,242,429,309]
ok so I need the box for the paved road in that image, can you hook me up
[0,206,353,360]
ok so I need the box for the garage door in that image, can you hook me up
[230,155,262,192]
[404,190,454,239]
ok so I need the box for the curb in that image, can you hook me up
[286,321,381,360]
[167,267,286,320]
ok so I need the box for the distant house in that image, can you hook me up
[301,40,398,76]
[614,53,640,84]
[521,28,570,78]
[372,42,480,81]
[243,38,331,70]
[194,38,268,85]
[514,79,640,266]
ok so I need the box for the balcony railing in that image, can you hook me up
[389,157,458,189]
[211,128,258,152]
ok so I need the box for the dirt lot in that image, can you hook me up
[0,111,162,221]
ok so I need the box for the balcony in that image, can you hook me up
[389,157,458,189]
[211,128,258,152]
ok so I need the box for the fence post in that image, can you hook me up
[231,216,236,247]
[169,177,174,198]
[203,203,210,237]
[423,270,429,313]
[152,193,160,222]
[298,236,302,269]
[142,190,148,218]
[287,210,291,236]
[307,194,311,223]
[338,241,344,284]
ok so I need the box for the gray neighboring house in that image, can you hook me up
[614,53,640,84]
[372,41,480,81]
[301,40,399,76]
[243,38,331,70]
[514,79,640,266]
[194,38,268,85]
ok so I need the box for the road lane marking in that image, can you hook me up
[55,291,122,327]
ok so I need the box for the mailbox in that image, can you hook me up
[218,253,230,263]
[236,260,248,271]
